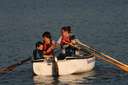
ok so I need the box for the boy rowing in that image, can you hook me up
[57,26,79,58]
[33,32,56,62]
[41,31,56,61]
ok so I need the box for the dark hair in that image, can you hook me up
[42,31,52,39]
[35,41,43,48]
[61,26,71,33]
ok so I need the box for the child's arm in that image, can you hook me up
[57,36,62,44]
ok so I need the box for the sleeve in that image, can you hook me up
[51,40,56,48]
[57,36,62,44]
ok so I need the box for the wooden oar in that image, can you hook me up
[75,39,128,72]
[0,57,31,74]
[95,54,128,72]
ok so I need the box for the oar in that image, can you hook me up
[75,39,128,72]
[95,53,128,72]
[0,57,31,74]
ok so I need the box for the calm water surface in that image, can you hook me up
[0,0,128,85]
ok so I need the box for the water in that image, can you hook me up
[0,0,128,84]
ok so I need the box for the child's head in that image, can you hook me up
[61,26,71,36]
[42,31,52,43]
[35,41,43,50]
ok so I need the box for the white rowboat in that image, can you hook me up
[33,55,95,76]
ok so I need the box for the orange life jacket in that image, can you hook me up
[61,36,71,45]
[42,40,54,55]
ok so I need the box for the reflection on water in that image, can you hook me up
[33,70,95,85]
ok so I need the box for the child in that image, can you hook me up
[33,41,44,60]
[57,26,79,58]
[42,31,56,60]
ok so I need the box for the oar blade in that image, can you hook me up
[0,57,31,74]
[95,54,128,73]
[0,65,16,74]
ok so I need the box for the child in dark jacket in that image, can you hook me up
[33,41,44,60]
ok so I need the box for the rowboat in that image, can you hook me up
[33,53,95,76]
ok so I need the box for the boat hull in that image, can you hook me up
[33,57,95,76]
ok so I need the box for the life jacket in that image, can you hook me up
[61,36,71,45]
[60,34,75,45]
[60,35,77,56]
[42,40,54,55]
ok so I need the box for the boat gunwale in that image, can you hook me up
[32,55,95,63]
